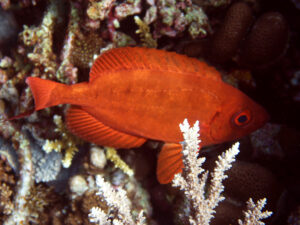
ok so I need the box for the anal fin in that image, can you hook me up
[157,143,184,184]
[66,106,146,149]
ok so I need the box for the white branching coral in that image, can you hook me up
[172,119,240,225]
[238,198,273,225]
[208,142,240,212]
[172,118,273,225]
[4,132,34,225]
[89,207,110,225]
[89,175,145,225]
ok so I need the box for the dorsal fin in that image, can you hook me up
[89,47,222,82]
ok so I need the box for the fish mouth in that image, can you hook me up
[256,107,270,129]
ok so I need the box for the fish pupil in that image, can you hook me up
[237,115,248,123]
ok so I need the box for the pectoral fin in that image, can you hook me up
[157,143,184,184]
[66,106,146,149]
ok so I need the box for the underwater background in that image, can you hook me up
[0,0,300,224]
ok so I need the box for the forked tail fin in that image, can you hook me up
[26,77,68,111]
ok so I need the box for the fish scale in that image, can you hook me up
[25,47,269,184]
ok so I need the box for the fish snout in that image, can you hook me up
[252,102,270,129]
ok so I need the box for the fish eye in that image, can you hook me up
[232,109,252,127]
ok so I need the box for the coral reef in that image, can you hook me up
[89,175,146,225]
[105,147,134,177]
[208,1,289,68]
[0,0,299,224]
[238,198,272,225]
[209,2,253,63]
[0,156,16,222]
[0,7,18,50]
[20,0,58,77]
[42,115,81,168]
[5,131,34,225]
[239,11,289,68]
[134,16,157,48]
[172,120,240,224]
[172,119,272,225]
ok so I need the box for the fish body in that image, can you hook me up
[26,47,269,183]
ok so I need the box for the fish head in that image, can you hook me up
[209,92,269,144]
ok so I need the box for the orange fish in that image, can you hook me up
[25,47,269,184]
